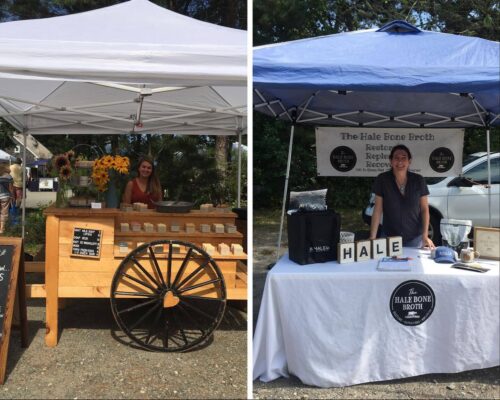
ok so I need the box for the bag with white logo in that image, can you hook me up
[287,209,341,265]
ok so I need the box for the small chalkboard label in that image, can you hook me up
[0,246,14,338]
[72,228,102,258]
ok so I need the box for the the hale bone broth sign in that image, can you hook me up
[316,127,464,177]
[390,280,435,326]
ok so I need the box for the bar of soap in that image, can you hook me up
[157,223,167,233]
[152,244,164,253]
[185,223,195,233]
[133,202,148,211]
[200,203,214,212]
[120,203,133,212]
[213,223,224,233]
[200,224,211,233]
[231,243,244,255]
[225,224,237,233]
[217,242,231,256]
[201,243,215,256]
[170,223,180,232]
[118,242,129,254]
[120,223,129,232]
[202,243,215,255]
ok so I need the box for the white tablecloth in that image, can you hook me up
[253,248,500,387]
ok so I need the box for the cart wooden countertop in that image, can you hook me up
[43,206,238,218]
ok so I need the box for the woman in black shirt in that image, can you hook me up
[369,145,435,249]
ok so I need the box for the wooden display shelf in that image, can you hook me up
[39,206,247,347]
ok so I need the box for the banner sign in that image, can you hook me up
[316,127,464,177]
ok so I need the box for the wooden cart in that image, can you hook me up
[26,207,247,351]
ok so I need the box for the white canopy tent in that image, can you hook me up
[0,150,16,162]
[0,0,247,236]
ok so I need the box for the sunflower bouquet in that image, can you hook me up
[51,150,76,181]
[91,155,130,192]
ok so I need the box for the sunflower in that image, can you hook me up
[59,166,72,181]
[54,154,70,170]
[65,150,75,162]
[101,155,114,168]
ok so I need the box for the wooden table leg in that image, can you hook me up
[45,215,59,347]
[17,248,28,348]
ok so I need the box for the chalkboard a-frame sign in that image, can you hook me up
[0,237,28,385]
[71,228,102,259]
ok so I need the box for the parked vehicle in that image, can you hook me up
[362,152,500,244]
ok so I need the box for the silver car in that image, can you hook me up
[362,152,500,244]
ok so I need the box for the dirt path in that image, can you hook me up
[1,299,247,399]
[252,216,499,399]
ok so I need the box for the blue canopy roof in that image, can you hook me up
[254,21,500,127]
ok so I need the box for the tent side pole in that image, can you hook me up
[276,124,295,262]
[237,130,242,208]
[22,131,27,239]
[486,128,491,227]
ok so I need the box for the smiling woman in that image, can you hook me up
[369,144,435,249]
[121,156,162,209]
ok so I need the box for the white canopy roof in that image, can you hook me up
[0,0,247,136]
[0,149,16,162]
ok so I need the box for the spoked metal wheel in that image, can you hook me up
[110,240,226,352]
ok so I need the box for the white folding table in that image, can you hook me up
[253,248,500,387]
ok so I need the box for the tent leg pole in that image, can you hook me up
[486,128,491,227]
[22,132,27,239]
[276,124,295,263]
[237,130,242,209]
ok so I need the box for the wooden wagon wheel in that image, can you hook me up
[110,240,226,352]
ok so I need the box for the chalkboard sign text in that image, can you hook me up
[0,246,14,338]
[72,228,102,258]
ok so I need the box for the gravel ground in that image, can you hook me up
[1,298,247,399]
[252,217,500,399]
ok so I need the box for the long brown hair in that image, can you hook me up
[136,156,162,199]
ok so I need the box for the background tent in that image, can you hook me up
[0,0,247,236]
[0,149,15,162]
[253,20,500,258]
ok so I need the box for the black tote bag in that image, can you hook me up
[287,210,341,265]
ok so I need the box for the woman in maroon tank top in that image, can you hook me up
[122,156,162,208]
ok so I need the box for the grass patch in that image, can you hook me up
[3,207,46,257]
[254,208,368,233]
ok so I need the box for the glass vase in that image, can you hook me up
[104,172,119,208]
[56,182,69,208]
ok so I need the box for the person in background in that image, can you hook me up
[0,163,13,234]
[369,144,435,249]
[122,156,162,209]
[9,157,23,208]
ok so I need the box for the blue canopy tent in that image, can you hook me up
[253,21,500,259]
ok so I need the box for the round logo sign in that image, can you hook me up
[390,280,435,326]
[429,147,454,173]
[330,146,356,172]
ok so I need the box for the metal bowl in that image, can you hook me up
[153,201,194,213]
